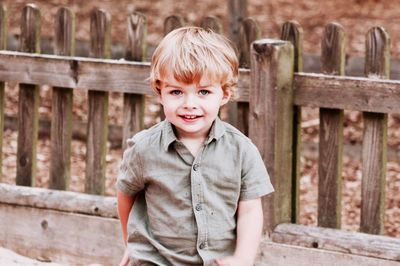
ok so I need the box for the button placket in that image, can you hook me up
[191,146,208,255]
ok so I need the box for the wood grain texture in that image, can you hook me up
[228,18,260,135]
[0,183,117,218]
[249,39,294,234]
[49,7,74,190]
[258,241,400,266]
[318,22,345,229]
[85,9,111,195]
[0,3,7,180]
[0,51,152,93]
[280,20,303,224]
[293,72,400,113]
[361,27,390,235]
[1,51,400,112]
[16,4,40,186]
[123,12,146,150]
[0,204,123,265]
[200,16,222,33]
[271,223,400,261]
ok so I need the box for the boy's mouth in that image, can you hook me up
[179,114,202,120]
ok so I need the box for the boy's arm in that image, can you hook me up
[117,190,136,245]
[216,198,263,266]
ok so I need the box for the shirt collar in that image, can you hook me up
[205,117,226,144]
[162,117,226,151]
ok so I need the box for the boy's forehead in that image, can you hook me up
[161,70,221,87]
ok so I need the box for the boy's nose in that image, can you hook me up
[182,94,197,109]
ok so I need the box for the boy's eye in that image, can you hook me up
[199,89,210,95]
[170,90,182,95]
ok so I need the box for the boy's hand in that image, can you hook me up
[215,255,252,266]
[118,248,130,266]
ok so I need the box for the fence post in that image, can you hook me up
[281,20,303,223]
[122,12,146,150]
[318,23,346,229]
[0,3,7,181]
[249,39,294,234]
[16,4,40,186]
[361,27,389,234]
[85,8,111,195]
[49,7,75,190]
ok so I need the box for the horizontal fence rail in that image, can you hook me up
[1,51,400,113]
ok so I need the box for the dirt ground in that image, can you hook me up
[1,0,399,242]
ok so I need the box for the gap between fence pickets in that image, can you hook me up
[268,223,400,262]
[0,183,118,218]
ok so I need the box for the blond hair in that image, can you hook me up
[149,26,239,100]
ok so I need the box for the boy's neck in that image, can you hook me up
[179,137,205,157]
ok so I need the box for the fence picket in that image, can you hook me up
[16,4,40,186]
[361,27,390,234]
[229,18,260,136]
[0,3,6,180]
[318,22,346,229]
[122,12,146,150]
[250,39,294,234]
[281,20,303,223]
[49,7,75,190]
[163,15,185,36]
[85,9,111,195]
[200,16,222,33]
[228,0,248,46]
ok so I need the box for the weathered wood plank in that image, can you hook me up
[258,241,400,266]
[228,0,248,46]
[3,51,400,112]
[293,73,400,113]
[361,27,389,235]
[249,39,294,234]
[233,18,260,135]
[270,223,400,261]
[122,12,146,150]
[0,183,117,217]
[16,4,40,186]
[318,23,345,229]
[49,7,74,190]
[0,3,7,180]
[0,51,152,93]
[281,20,303,224]
[0,204,123,265]
[85,9,111,195]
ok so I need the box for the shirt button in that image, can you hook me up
[199,242,206,249]
[195,203,202,211]
[193,163,199,171]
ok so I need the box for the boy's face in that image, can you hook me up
[158,72,230,140]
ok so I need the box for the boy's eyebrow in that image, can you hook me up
[164,82,182,89]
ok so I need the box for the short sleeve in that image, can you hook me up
[116,140,145,196]
[240,141,274,200]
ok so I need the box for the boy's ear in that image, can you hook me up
[157,90,163,105]
[221,90,231,106]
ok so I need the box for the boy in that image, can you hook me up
[117,26,274,266]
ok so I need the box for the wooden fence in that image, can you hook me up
[0,3,399,266]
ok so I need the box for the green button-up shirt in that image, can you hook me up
[117,118,274,266]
